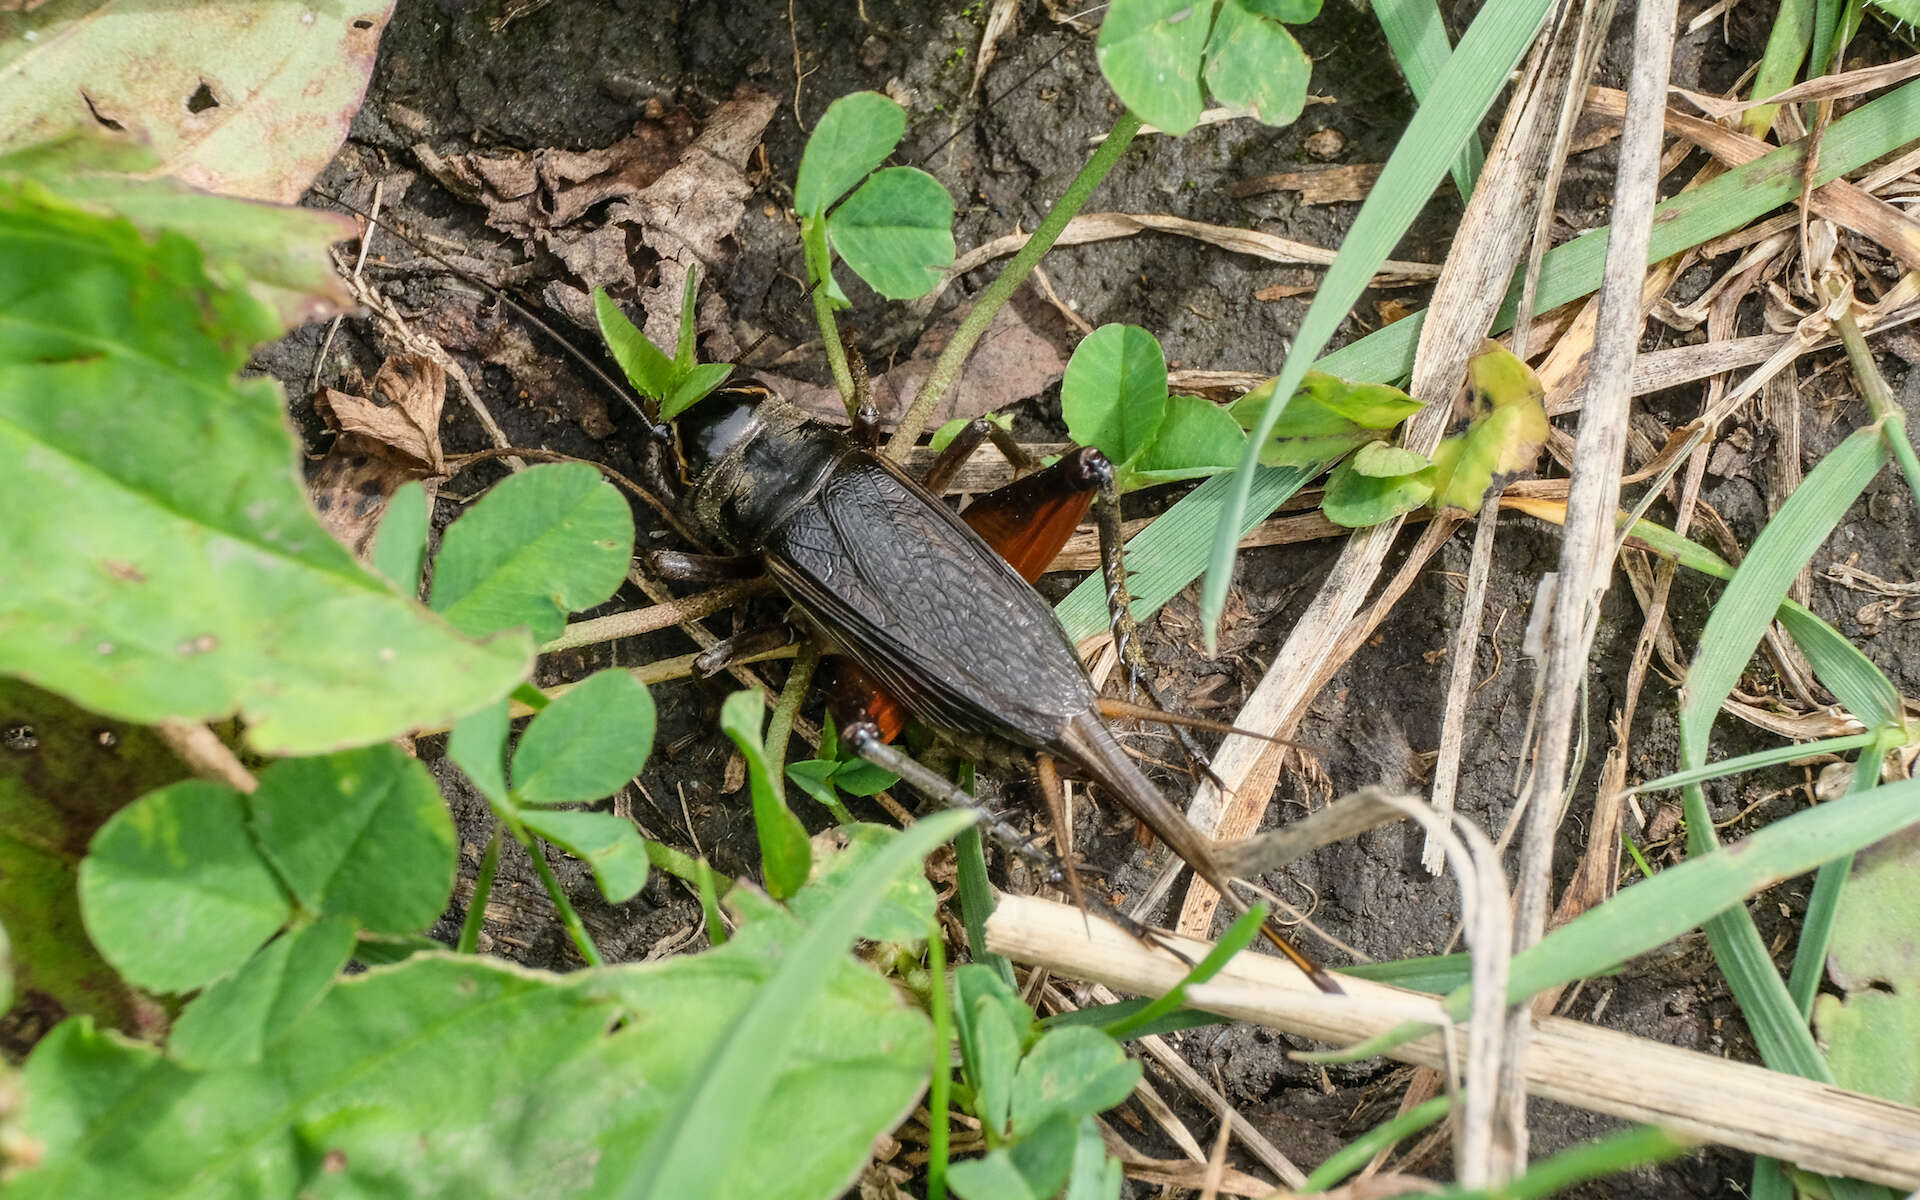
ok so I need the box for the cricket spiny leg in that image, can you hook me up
[691,618,802,676]
[920,416,1041,496]
[1036,752,1090,923]
[841,722,1183,959]
[1084,453,1224,789]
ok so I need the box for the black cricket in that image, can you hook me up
[673,380,1337,993]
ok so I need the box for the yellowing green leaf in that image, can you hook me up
[1322,446,1433,527]
[1427,344,1549,512]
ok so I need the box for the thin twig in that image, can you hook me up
[155,719,258,794]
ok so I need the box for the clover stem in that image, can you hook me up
[525,830,606,966]
[885,110,1143,458]
[456,823,502,953]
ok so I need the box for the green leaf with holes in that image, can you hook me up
[1426,344,1550,512]
[430,462,634,642]
[0,159,529,756]
[14,926,932,1200]
[0,680,171,1034]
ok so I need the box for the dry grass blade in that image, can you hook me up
[1507,0,1676,1165]
[941,211,1441,296]
[1583,84,1920,267]
[544,579,774,653]
[1213,786,1414,878]
[1672,51,1920,116]
[985,894,1920,1189]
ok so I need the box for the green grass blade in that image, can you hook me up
[1042,1000,1226,1039]
[1667,427,1890,1113]
[1786,857,1851,1020]
[1745,0,1814,137]
[619,808,976,1200]
[1679,426,1890,754]
[1438,1125,1693,1199]
[1514,773,1920,1002]
[1201,0,1554,639]
[1620,512,1901,729]
[1307,771,1920,1069]
[1371,0,1484,199]
[1336,952,1472,994]
[1302,1096,1451,1192]
[1100,905,1265,1040]
[1056,461,1319,640]
[955,823,1014,990]
[1626,733,1879,795]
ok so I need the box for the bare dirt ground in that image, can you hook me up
[256,1,1920,1195]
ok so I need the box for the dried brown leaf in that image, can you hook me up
[309,354,447,557]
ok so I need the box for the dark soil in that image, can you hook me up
[258,2,1920,1196]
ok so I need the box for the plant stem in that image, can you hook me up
[697,858,727,948]
[764,642,819,769]
[926,920,953,1200]
[804,220,857,405]
[524,830,606,966]
[884,111,1143,458]
[1837,308,1920,510]
[457,823,502,953]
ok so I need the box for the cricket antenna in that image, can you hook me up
[304,184,675,446]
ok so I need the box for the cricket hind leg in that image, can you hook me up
[1078,455,1229,791]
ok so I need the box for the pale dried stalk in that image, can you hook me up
[938,211,1441,300]
[544,580,772,653]
[1503,0,1675,1167]
[156,720,258,794]
[1583,85,1920,268]
[986,894,1920,1190]
[1422,492,1502,876]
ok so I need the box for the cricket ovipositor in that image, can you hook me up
[674,380,1338,993]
